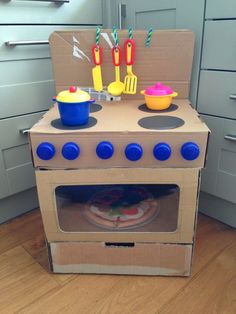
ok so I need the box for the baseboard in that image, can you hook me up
[199,192,236,228]
[0,188,38,224]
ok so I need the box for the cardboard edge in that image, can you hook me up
[46,237,54,273]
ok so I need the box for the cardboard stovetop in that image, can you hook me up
[49,29,195,99]
[30,99,209,135]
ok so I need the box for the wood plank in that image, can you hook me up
[0,209,43,254]
[0,246,60,313]
[16,213,236,314]
[160,241,236,314]
[19,275,122,314]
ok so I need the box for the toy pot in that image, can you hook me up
[54,86,95,126]
[140,82,178,110]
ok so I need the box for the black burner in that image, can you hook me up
[138,103,178,113]
[51,117,97,130]
[90,103,102,113]
[138,116,185,130]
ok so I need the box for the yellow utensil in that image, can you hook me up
[124,39,137,94]
[108,46,124,96]
[92,45,103,92]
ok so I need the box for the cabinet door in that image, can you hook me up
[0,112,45,200]
[111,0,205,106]
[200,114,236,204]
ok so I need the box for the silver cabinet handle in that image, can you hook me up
[229,94,236,100]
[5,40,49,46]
[224,134,236,142]
[118,3,126,29]
[20,128,31,135]
[10,0,69,2]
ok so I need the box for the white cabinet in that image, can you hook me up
[0,0,103,223]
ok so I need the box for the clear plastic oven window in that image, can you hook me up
[55,184,180,232]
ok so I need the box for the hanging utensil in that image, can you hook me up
[92,44,103,92]
[107,45,124,96]
[123,39,137,94]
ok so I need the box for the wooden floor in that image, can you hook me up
[0,209,236,314]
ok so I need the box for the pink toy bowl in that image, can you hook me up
[140,82,178,110]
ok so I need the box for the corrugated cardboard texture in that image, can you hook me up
[36,168,200,244]
[49,241,192,276]
[49,29,194,99]
[30,99,209,169]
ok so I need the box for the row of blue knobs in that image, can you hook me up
[36,141,200,161]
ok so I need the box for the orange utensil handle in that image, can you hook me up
[92,45,102,65]
[112,46,122,66]
[124,39,135,66]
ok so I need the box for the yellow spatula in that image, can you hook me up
[92,45,103,92]
[123,39,137,94]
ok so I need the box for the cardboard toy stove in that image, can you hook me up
[30,29,210,276]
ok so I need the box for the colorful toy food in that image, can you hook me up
[53,86,95,126]
[140,82,178,110]
[82,186,160,229]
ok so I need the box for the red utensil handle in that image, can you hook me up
[124,39,135,66]
[112,46,122,66]
[92,44,102,65]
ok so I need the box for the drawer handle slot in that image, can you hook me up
[20,128,31,135]
[5,40,49,47]
[105,242,135,248]
[224,134,236,142]
[229,94,236,100]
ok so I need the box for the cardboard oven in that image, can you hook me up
[30,29,210,276]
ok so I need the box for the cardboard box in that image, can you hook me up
[29,29,209,276]
[48,241,193,276]
[30,99,209,170]
[49,29,195,99]
[36,167,200,244]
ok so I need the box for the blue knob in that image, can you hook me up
[181,142,200,160]
[96,141,114,159]
[125,143,143,161]
[153,143,171,161]
[36,142,55,160]
[62,142,80,160]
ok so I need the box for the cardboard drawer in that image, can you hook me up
[0,112,45,199]
[49,241,193,276]
[200,114,236,204]
[0,0,102,25]
[202,20,236,71]
[206,0,236,19]
[197,70,236,119]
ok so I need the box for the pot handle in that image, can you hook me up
[89,98,96,103]
[140,90,145,95]
[52,96,57,101]
[171,92,178,98]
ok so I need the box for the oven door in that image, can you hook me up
[36,168,200,244]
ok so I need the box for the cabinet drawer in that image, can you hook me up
[197,71,236,119]
[0,0,102,25]
[0,25,95,61]
[0,112,45,200]
[0,59,54,118]
[200,114,236,204]
[206,0,236,19]
[202,20,236,71]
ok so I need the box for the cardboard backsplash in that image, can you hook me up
[49,29,195,99]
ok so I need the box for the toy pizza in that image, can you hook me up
[83,185,159,229]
